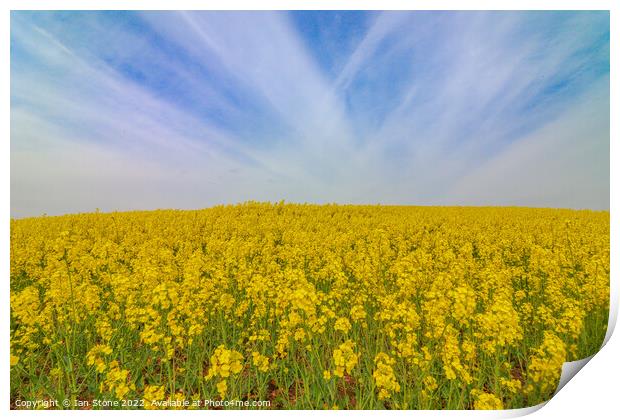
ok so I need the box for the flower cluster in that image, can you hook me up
[526,331,567,395]
[471,390,504,410]
[331,340,358,378]
[143,385,165,410]
[373,353,401,400]
[251,351,270,373]
[9,203,609,409]
[100,360,134,399]
[86,344,113,373]
[205,345,244,398]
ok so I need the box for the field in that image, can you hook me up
[10,203,609,409]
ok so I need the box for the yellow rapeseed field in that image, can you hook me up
[10,203,609,409]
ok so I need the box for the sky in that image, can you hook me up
[10,11,610,217]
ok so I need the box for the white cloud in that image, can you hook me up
[446,77,609,210]
[10,11,609,216]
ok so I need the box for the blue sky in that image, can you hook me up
[10,11,610,217]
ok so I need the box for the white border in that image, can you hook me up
[3,1,617,419]
[1,1,617,11]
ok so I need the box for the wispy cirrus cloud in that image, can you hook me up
[10,11,609,217]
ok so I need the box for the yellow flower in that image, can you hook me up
[206,345,244,380]
[471,390,504,410]
[86,344,113,373]
[373,353,400,400]
[100,360,133,400]
[500,377,522,394]
[334,317,352,334]
[251,351,270,373]
[216,380,228,398]
[350,305,366,322]
[294,328,306,342]
[332,340,358,378]
[423,376,437,391]
[9,204,610,409]
[527,331,567,395]
[143,385,165,410]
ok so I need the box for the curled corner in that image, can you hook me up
[546,277,619,402]
[546,278,618,395]
[497,358,594,419]
[499,336,609,417]
[551,299,615,399]
[602,288,618,348]
[554,356,594,395]
[601,256,619,348]
[497,401,547,418]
